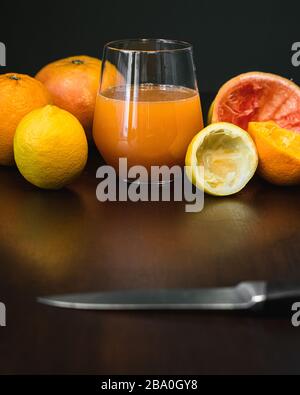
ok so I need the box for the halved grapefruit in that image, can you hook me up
[211,72,300,132]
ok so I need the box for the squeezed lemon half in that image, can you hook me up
[185,122,258,196]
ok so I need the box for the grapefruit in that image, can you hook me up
[35,55,122,140]
[211,72,300,132]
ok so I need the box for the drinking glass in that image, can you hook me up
[93,39,203,182]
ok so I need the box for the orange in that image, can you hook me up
[35,55,121,140]
[211,72,300,132]
[0,73,51,166]
[248,121,300,185]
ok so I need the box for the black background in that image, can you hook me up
[0,0,299,92]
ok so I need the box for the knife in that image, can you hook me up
[38,282,300,313]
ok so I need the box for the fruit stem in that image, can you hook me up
[8,74,20,81]
[72,59,84,65]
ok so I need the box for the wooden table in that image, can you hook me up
[0,94,300,375]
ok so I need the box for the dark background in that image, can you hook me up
[0,0,299,92]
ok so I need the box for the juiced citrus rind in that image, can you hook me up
[186,122,258,196]
[248,121,300,185]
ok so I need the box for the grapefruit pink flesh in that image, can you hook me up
[212,72,300,132]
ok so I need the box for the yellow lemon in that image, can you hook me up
[14,105,88,189]
[185,122,258,196]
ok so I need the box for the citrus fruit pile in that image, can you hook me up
[187,72,300,195]
[0,56,106,189]
[1,55,300,196]
[0,55,123,189]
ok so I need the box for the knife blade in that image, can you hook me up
[38,282,300,312]
[38,282,266,311]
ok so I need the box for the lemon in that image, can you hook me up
[185,122,258,196]
[14,105,88,189]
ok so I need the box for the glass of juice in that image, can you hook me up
[93,39,203,183]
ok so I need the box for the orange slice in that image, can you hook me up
[211,72,300,132]
[248,121,300,185]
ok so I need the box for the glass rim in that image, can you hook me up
[105,38,193,53]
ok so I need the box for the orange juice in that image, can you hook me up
[93,84,203,171]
